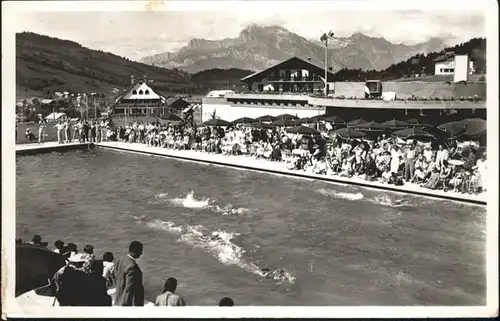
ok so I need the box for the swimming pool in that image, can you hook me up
[16,149,486,305]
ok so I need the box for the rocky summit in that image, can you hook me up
[140,24,447,73]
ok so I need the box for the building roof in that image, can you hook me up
[240,56,336,83]
[433,52,475,63]
[165,97,190,108]
[113,77,167,103]
[433,52,455,63]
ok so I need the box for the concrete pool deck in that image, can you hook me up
[15,141,94,156]
[95,142,486,206]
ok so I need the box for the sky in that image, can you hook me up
[14,5,486,61]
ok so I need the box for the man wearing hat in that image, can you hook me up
[30,235,48,247]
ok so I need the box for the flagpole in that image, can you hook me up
[324,37,328,98]
[321,30,334,98]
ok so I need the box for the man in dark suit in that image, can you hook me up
[113,241,144,306]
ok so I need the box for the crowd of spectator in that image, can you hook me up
[20,114,487,195]
[102,118,486,195]
[17,235,234,307]
[22,117,114,144]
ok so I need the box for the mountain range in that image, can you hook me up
[140,24,448,73]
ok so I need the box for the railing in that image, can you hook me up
[112,104,164,108]
[226,93,312,101]
[267,77,322,82]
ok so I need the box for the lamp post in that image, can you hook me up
[320,30,334,97]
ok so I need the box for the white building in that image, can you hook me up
[111,76,167,115]
[434,53,475,76]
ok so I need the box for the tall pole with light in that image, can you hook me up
[320,30,334,97]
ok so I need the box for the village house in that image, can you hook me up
[111,76,167,116]
[434,52,475,76]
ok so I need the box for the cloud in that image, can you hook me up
[16,10,485,60]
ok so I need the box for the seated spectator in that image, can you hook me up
[380,166,392,184]
[411,154,428,184]
[155,277,186,306]
[66,243,78,258]
[60,246,72,259]
[426,155,440,179]
[70,244,95,271]
[312,158,327,175]
[339,158,352,177]
[422,167,440,190]
[364,154,377,180]
[82,244,95,260]
[449,170,464,192]
[53,240,65,254]
[102,252,115,288]
[439,160,453,191]
[219,297,234,306]
[30,235,48,247]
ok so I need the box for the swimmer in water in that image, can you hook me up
[392,199,409,206]
[209,232,223,242]
[260,268,289,281]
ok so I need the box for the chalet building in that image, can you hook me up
[111,76,167,116]
[434,52,475,76]
[202,55,486,124]
[240,56,336,94]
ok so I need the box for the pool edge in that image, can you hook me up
[96,143,487,207]
[15,143,95,156]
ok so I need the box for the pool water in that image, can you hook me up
[16,149,486,305]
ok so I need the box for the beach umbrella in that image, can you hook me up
[405,118,429,126]
[380,119,409,129]
[357,121,385,131]
[347,118,367,127]
[286,125,319,135]
[232,117,255,124]
[291,118,307,125]
[250,122,274,130]
[161,113,183,122]
[203,118,231,127]
[332,128,366,139]
[255,115,277,122]
[299,116,312,123]
[272,118,298,127]
[323,115,345,124]
[307,114,328,122]
[16,243,67,297]
[275,113,299,120]
[438,121,467,137]
[461,118,486,138]
[392,127,437,140]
